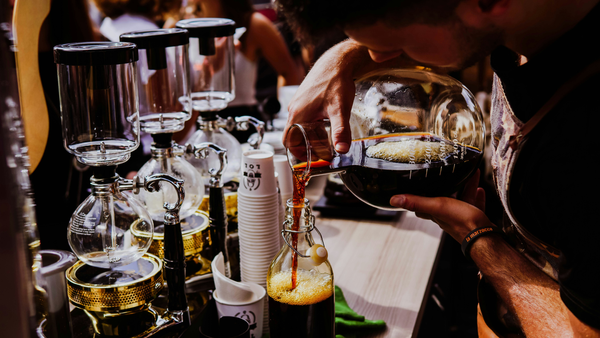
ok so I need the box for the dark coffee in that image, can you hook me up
[341,133,482,208]
[296,133,483,209]
[267,270,334,338]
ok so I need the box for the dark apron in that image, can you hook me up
[478,60,600,337]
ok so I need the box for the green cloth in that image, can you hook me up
[335,285,386,338]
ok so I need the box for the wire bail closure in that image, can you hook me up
[280,205,325,258]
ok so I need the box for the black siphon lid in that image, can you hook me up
[119,28,189,49]
[175,18,236,38]
[54,42,138,66]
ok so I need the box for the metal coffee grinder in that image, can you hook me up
[54,41,192,337]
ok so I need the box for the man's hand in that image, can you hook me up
[390,170,600,337]
[284,40,363,154]
[390,169,489,242]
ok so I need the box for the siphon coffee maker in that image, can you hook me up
[176,18,265,186]
[119,29,219,279]
[54,41,192,337]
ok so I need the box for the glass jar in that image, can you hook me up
[120,28,192,134]
[267,199,334,338]
[54,42,140,166]
[176,18,235,112]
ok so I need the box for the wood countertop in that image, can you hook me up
[306,176,444,337]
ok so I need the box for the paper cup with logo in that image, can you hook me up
[239,150,276,197]
[273,154,293,196]
[214,282,266,338]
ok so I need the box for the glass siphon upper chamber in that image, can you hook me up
[120,29,192,134]
[54,42,140,167]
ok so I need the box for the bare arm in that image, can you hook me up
[249,13,302,86]
[393,172,600,337]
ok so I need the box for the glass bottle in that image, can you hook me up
[267,199,334,338]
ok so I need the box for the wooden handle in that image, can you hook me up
[13,0,51,173]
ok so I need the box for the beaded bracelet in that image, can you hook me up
[461,226,506,260]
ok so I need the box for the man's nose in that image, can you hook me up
[368,49,403,63]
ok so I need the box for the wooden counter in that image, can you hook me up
[306,177,444,337]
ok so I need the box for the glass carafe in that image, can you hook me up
[286,68,486,210]
[186,115,241,184]
[267,199,334,338]
[67,169,154,269]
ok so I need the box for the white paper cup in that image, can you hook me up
[239,150,277,197]
[214,283,266,338]
[273,154,293,196]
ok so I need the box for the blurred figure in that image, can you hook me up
[191,0,303,142]
[94,0,182,41]
[33,0,98,251]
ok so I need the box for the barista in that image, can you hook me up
[277,0,600,336]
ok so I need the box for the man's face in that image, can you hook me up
[344,18,503,72]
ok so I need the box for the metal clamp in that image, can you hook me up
[143,174,185,225]
[235,116,265,149]
[186,142,228,188]
[280,216,325,258]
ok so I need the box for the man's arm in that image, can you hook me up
[473,236,574,337]
[393,173,600,337]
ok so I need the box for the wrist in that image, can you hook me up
[461,226,506,261]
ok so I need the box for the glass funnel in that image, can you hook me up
[286,68,486,210]
[54,42,140,166]
[120,29,192,134]
[176,18,236,112]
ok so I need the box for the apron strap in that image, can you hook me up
[509,60,600,150]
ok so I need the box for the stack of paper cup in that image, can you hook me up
[273,154,293,208]
[237,150,282,333]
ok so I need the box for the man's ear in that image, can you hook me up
[478,0,510,15]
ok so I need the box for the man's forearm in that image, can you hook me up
[472,236,574,337]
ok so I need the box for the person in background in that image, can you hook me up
[190,0,303,142]
[94,0,181,42]
[34,0,99,251]
[277,0,600,337]
[92,0,184,177]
